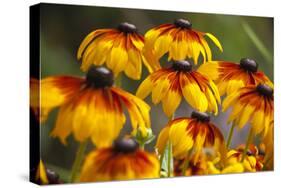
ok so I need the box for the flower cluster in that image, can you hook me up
[30,18,273,184]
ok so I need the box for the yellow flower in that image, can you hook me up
[80,138,160,182]
[174,150,219,176]
[136,60,221,117]
[207,161,244,174]
[222,84,273,136]
[31,66,150,147]
[77,22,148,80]
[143,19,223,71]
[226,144,263,172]
[156,111,225,163]
[198,58,273,96]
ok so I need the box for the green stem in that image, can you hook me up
[241,128,254,162]
[139,142,145,150]
[226,122,235,148]
[70,140,88,182]
[167,141,172,177]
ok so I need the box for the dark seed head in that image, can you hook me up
[172,60,192,72]
[239,58,258,72]
[86,66,114,88]
[174,19,192,29]
[113,138,139,153]
[256,84,273,97]
[191,111,210,122]
[117,22,137,34]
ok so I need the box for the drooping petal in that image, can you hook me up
[205,33,223,52]
[136,76,154,99]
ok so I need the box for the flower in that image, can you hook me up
[207,161,244,174]
[198,58,273,96]
[31,160,61,185]
[136,60,221,117]
[226,144,263,172]
[156,111,225,163]
[32,66,150,147]
[222,84,273,136]
[80,138,160,182]
[77,22,148,80]
[143,18,223,71]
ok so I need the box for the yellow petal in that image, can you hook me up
[155,126,170,155]
[162,88,182,117]
[77,29,109,59]
[181,74,208,112]
[36,160,49,184]
[124,50,142,80]
[136,76,153,99]
[222,163,244,174]
[205,33,223,52]
[197,61,219,80]
[151,78,170,104]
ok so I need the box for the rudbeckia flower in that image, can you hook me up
[226,144,263,172]
[77,22,148,80]
[198,58,273,96]
[156,111,225,163]
[80,138,160,181]
[143,18,223,71]
[33,66,150,147]
[136,60,221,117]
[222,84,273,136]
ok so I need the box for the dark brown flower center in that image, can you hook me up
[239,58,258,72]
[86,66,114,88]
[191,111,210,122]
[113,138,139,153]
[172,60,192,72]
[117,22,137,34]
[256,84,273,97]
[174,19,192,29]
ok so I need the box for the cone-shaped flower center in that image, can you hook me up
[174,19,192,29]
[172,60,192,72]
[191,111,210,122]
[118,22,137,34]
[239,58,258,72]
[256,84,273,97]
[113,138,139,153]
[86,66,114,88]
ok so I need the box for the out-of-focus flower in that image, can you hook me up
[80,138,160,182]
[136,60,220,118]
[198,58,273,96]
[222,84,273,136]
[31,66,150,147]
[174,150,219,176]
[226,144,263,172]
[156,111,225,163]
[31,160,62,185]
[77,22,148,80]
[207,161,244,174]
[143,18,223,71]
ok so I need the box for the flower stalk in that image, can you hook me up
[70,140,88,182]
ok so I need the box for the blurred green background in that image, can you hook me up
[39,3,273,180]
